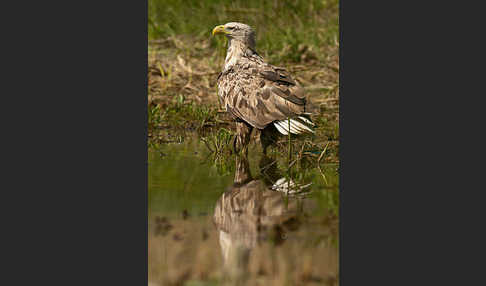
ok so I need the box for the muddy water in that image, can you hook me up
[149,138,339,286]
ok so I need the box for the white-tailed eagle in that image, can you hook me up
[212,22,314,153]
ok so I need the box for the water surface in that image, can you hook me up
[149,138,339,286]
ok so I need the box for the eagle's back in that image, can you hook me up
[217,53,308,130]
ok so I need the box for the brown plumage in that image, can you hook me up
[212,22,314,154]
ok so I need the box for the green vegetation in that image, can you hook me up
[148,96,221,130]
[149,0,338,63]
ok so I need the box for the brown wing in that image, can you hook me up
[219,61,307,130]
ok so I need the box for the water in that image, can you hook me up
[149,138,339,285]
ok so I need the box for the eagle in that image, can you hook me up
[212,22,314,154]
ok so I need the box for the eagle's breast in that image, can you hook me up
[218,60,255,111]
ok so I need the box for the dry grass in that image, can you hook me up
[148,35,339,110]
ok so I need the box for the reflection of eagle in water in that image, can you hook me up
[212,22,315,153]
[213,155,313,274]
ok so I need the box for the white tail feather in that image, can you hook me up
[276,121,296,134]
[274,122,288,135]
[273,118,315,135]
[287,121,301,134]
[298,116,315,126]
[291,120,313,133]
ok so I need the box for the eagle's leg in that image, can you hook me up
[233,121,253,155]
[260,124,280,155]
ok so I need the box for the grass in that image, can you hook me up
[201,127,235,175]
[148,0,339,109]
[148,97,219,130]
[149,0,338,63]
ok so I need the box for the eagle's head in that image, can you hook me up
[212,22,256,50]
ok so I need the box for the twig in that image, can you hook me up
[260,159,277,172]
[317,165,329,186]
[317,142,330,166]
[200,137,214,153]
[288,158,299,168]
[288,117,292,165]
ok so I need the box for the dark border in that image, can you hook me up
[6,1,149,284]
[339,0,476,284]
[8,0,475,284]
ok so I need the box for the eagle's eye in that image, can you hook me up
[227,26,235,30]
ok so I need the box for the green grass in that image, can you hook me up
[148,98,220,131]
[149,0,339,63]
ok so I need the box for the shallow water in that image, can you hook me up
[148,138,339,286]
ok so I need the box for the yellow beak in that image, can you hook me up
[212,25,226,36]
